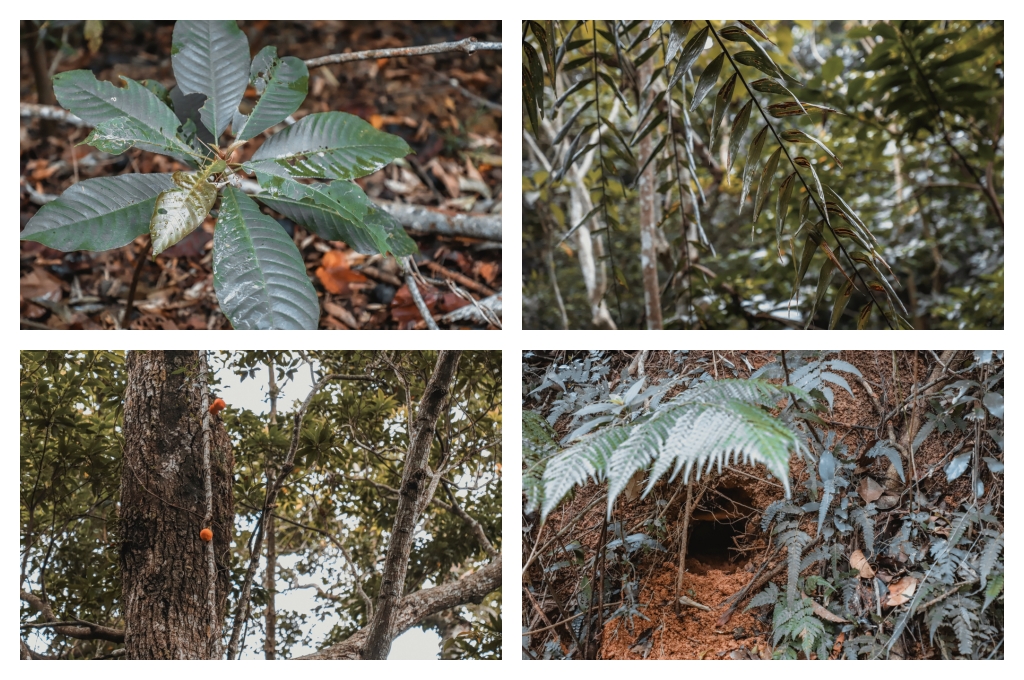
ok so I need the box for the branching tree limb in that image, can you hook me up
[296,555,501,660]
[360,351,462,659]
[20,590,124,643]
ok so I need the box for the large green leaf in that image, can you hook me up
[53,71,194,163]
[794,157,828,226]
[171,20,250,138]
[829,280,854,329]
[21,174,175,252]
[243,112,412,180]
[149,164,220,256]
[254,180,416,257]
[232,46,308,141]
[213,186,319,330]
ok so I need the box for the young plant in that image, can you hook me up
[22,20,417,330]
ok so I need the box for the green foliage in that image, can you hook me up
[523,20,1003,329]
[22,350,501,659]
[22,20,416,330]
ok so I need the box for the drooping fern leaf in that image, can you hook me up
[779,526,811,606]
[746,581,780,610]
[537,378,812,521]
[978,530,1003,586]
[851,503,876,555]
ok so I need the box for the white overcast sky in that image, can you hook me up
[215,361,440,660]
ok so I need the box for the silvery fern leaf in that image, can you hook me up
[540,426,630,521]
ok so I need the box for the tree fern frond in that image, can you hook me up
[524,410,559,514]
[540,425,630,521]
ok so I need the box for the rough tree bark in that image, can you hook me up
[120,351,234,660]
[264,357,279,660]
[359,351,463,659]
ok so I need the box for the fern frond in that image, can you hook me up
[982,573,1003,611]
[746,582,780,610]
[978,531,1003,586]
[953,605,976,656]
[523,410,559,514]
[817,479,835,537]
[540,426,630,521]
[761,499,785,531]
[780,528,810,606]
[947,508,976,549]
[852,504,876,554]
[800,546,829,572]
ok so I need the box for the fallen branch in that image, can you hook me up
[304,37,501,68]
[375,201,502,242]
[437,292,501,325]
[21,103,84,126]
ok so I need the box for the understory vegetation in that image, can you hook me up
[522,21,1003,329]
[522,350,1003,659]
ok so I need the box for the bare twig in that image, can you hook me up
[437,291,501,326]
[401,259,440,330]
[423,260,495,296]
[304,37,501,68]
[21,102,85,126]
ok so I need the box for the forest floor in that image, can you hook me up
[523,350,995,660]
[20,20,501,329]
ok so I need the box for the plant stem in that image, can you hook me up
[121,239,152,328]
[706,21,895,330]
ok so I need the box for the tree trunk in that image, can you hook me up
[264,359,278,659]
[120,351,234,659]
[360,351,462,659]
[637,48,663,329]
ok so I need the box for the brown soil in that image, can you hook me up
[523,350,996,660]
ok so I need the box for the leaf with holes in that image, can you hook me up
[233,46,308,141]
[53,71,195,164]
[254,175,415,257]
[149,163,221,256]
[244,111,412,180]
[22,174,176,251]
[171,20,250,138]
[213,185,319,330]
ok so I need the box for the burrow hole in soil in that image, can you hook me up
[684,481,755,574]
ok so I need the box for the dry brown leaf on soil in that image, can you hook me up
[316,250,370,295]
[884,575,918,607]
[850,549,876,578]
[809,597,848,623]
[858,476,885,503]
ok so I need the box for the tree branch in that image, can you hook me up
[295,554,501,660]
[225,372,375,659]
[20,590,124,643]
[304,38,501,68]
[360,351,462,658]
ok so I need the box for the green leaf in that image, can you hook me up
[829,280,854,329]
[522,65,540,134]
[233,46,308,141]
[171,20,250,138]
[821,55,844,82]
[523,41,544,114]
[856,303,872,329]
[668,25,710,91]
[690,52,724,111]
[793,157,828,226]
[665,21,693,64]
[753,146,782,224]
[528,21,555,96]
[149,167,218,256]
[727,99,753,177]
[798,221,825,281]
[631,137,667,189]
[245,112,411,180]
[254,179,416,257]
[734,50,782,79]
[553,76,593,111]
[709,73,737,149]
[776,171,797,255]
[53,71,195,163]
[552,100,595,145]
[808,258,834,325]
[21,174,175,252]
[213,185,319,330]
[740,125,768,208]
[767,101,842,118]
[781,129,843,169]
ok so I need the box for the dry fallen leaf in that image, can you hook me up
[624,470,645,502]
[809,597,849,623]
[884,576,918,607]
[859,476,885,503]
[316,250,369,295]
[850,549,876,578]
